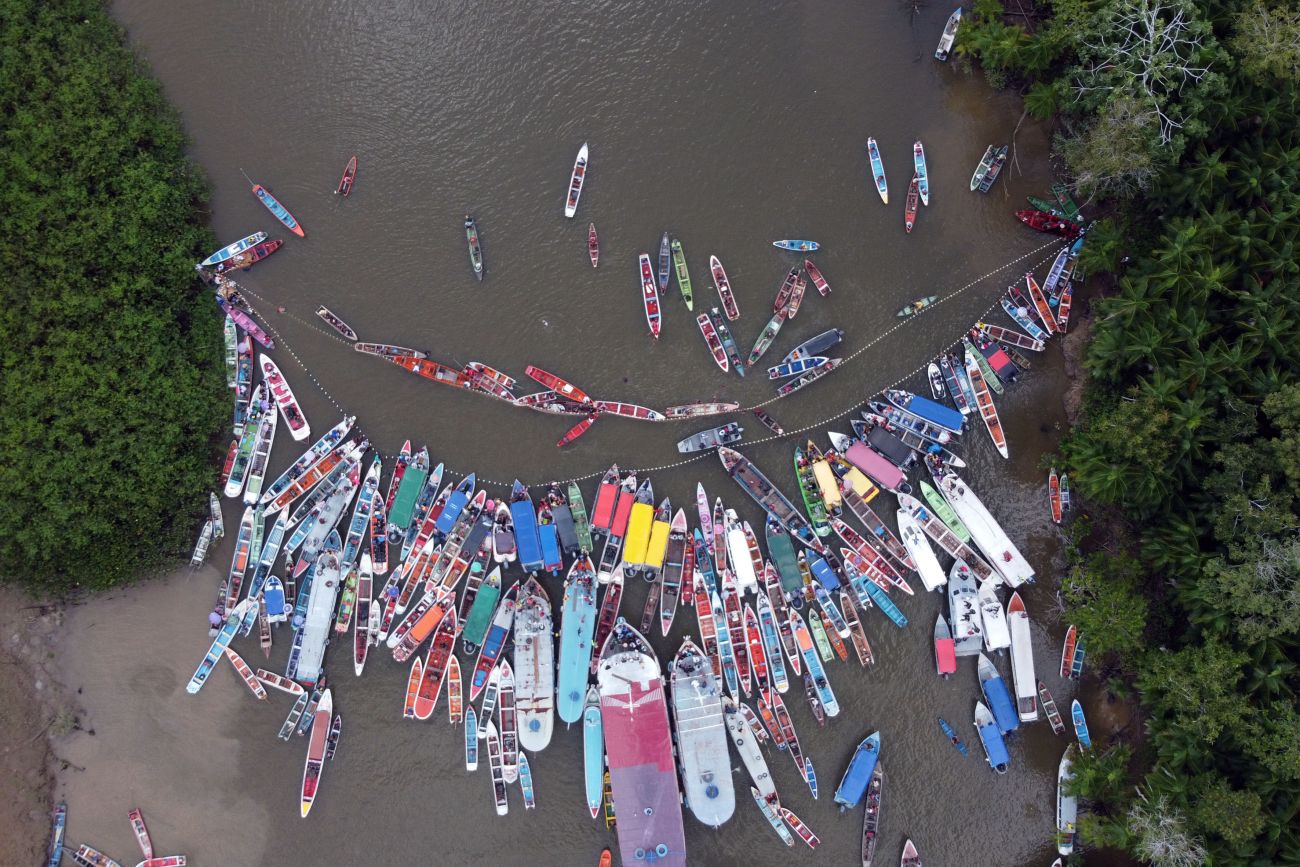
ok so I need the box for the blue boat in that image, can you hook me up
[975,700,1010,773]
[251,183,304,236]
[538,503,563,574]
[186,598,258,693]
[262,575,288,622]
[883,389,965,434]
[434,473,476,536]
[850,572,908,628]
[805,756,819,799]
[767,356,828,379]
[808,554,841,592]
[1071,699,1092,750]
[199,231,268,267]
[938,717,968,756]
[556,556,598,724]
[582,686,604,818]
[773,240,820,252]
[833,731,882,810]
[519,752,536,809]
[813,584,850,636]
[867,137,888,203]
[795,611,840,715]
[510,480,544,573]
[978,653,1020,734]
[692,528,719,596]
[1000,296,1049,341]
[48,802,66,867]
[465,707,479,771]
[712,590,740,695]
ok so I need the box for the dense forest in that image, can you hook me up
[960,0,1300,862]
[0,0,226,592]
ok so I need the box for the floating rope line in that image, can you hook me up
[233,238,1067,488]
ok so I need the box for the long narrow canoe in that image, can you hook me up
[696,313,730,372]
[261,356,311,441]
[671,238,693,310]
[914,141,930,206]
[200,232,267,267]
[216,298,274,349]
[905,177,920,233]
[710,255,741,320]
[804,260,831,296]
[639,253,662,338]
[963,349,1008,458]
[776,358,841,396]
[747,312,786,368]
[588,222,599,267]
[336,156,357,196]
[970,145,996,191]
[525,365,592,405]
[465,215,484,281]
[866,138,888,203]
[315,306,357,341]
[252,184,304,237]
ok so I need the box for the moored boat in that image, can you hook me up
[974,699,1010,773]
[593,400,666,422]
[905,176,920,233]
[664,399,741,419]
[719,447,825,552]
[658,232,671,292]
[226,237,283,270]
[979,145,1008,193]
[1016,208,1084,238]
[1049,468,1063,523]
[513,577,556,751]
[935,6,962,60]
[670,638,735,827]
[914,141,930,205]
[261,356,311,441]
[1058,746,1078,855]
[934,614,957,676]
[671,238,693,310]
[747,311,786,368]
[964,349,1008,458]
[1072,699,1091,749]
[354,342,428,360]
[970,145,996,192]
[199,231,267,267]
[583,685,604,818]
[833,731,882,810]
[300,688,332,816]
[1006,592,1039,721]
[1040,681,1066,735]
[1060,624,1078,679]
[776,357,842,395]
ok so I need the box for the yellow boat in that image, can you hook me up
[620,479,655,570]
[829,451,880,502]
[812,456,842,511]
[644,500,672,575]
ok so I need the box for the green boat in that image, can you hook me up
[387,447,431,532]
[671,239,694,310]
[461,566,503,653]
[1051,183,1082,220]
[794,445,831,537]
[920,480,972,543]
[898,295,938,318]
[808,613,835,662]
[567,481,593,553]
[223,314,238,388]
[1027,195,1067,217]
[765,517,803,596]
[962,337,1004,395]
[746,311,786,368]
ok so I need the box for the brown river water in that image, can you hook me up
[54,1,1096,864]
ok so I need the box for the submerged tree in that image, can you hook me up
[1127,792,1208,867]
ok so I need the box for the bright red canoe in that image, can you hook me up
[525,365,592,405]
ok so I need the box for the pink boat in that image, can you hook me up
[260,356,311,441]
[844,441,907,493]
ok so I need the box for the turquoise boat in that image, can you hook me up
[519,752,536,809]
[583,686,604,818]
[692,528,719,596]
[773,240,820,252]
[866,137,888,203]
[712,590,740,695]
[556,556,598,724]
[251,183,305,237]
[852,573,908,628]
[200,231,267,267]
[465,707,479,771]
[1072,699,1092,749]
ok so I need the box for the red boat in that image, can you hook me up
[463,363,516,400]
[588,222,599,268]
[558,413,599,448]
[590,466,620,532]
[638,253,662,338]
[803,260,831,296]
[744,604,769,689]
[934,615,957,677]
[832,519,910,592]
[300,688,333,816]
[696,313,730,372]
[722,573,751,694]
[780,806,820,849]
[786,270,808,319]
[525,365,592,404]
[1024,273,1058,334]
[1016,209,1083,238]
[1049,468,1063,524]
[336,156,357,197]
[593,400,666,421]
[219,438,238,485]
[226,238,283,270]
[1061,624,1078,679]
[389,355,473,389]
[710,255,741,320]
[610,474,638,538]
[413,610,457,720]
[905,177,920,233]
[773,267,800,314]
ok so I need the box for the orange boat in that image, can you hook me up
[391,590,455,662]
[558,413,599,447]
[219,438,238,485]
[1024,273,1058,334]
[224,648,268,700]
[1060,624,1077,679]
[463,362,516,400]
[525,365,592,404]
[598,850,612,867]
[389,355,473,389]
[1049,468,1063,524]
[804,260,831,296]
[403,658,423,719]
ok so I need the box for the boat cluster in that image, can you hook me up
[188,218,1091,863]
[48,804,185,867]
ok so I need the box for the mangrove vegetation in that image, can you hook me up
[0,0,226,592]
[960,0,1300,862]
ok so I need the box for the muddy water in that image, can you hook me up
[53,1,1095,864]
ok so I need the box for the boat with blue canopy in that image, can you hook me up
[834,731,882,810]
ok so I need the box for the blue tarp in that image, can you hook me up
[981,672,1021,734]
[512,500,543,572]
